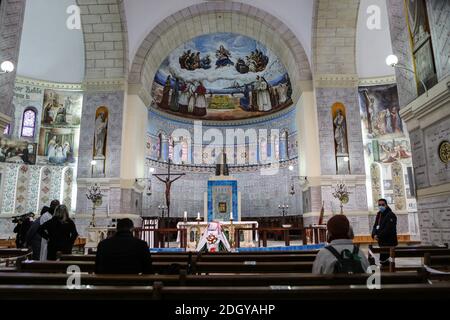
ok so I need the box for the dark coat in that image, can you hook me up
[372,207,398,246]
[25,217,42,260]
[38,217,78,260]
[13,219,32,248]
[95,231,152,274]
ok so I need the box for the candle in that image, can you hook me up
[230,211,233,220]
[184,211,187,219]
[197,212,201,220]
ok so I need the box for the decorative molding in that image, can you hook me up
[83,78,127,92]
[416,183,450,199]
[400,76,450,128]
[314,74,359,88]
[15,76,83,91]
[147,104,298,127]
[146,157,299,174]
[358,75,396,86]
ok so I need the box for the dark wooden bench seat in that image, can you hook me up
[0,271,429,286]
[59,253,318,263]
[1,282,450,300]
[19,260,315,274]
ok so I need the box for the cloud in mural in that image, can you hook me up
[151,32,293,121]
[156,32,288,90]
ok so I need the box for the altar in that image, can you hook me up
[176,221,258,251]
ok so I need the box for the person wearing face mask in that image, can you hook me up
[372,198,398,265]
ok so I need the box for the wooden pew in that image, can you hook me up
[19,260,315,274]
[367,245,450,272]
[0,249,31,258]
[59,253,318,263]
[1,282,450,300]
[424,254,450,272]
[19,260,194,274]
[0,271,429,287]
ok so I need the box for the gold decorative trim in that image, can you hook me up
[438,140,450,165]
[314,74,359,88]
[359,75,396,86]
[15,76,83,91]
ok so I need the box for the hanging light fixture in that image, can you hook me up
[0,61,14,74]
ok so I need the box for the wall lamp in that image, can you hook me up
[386,54,428,97]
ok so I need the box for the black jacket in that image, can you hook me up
[95,231,153,274]
[25,218,42,260]
[38,217,78,260]
[372,208,398,246]
[13,219,32,248]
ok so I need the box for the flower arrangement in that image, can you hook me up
[86,184,103,227]
[86,184,103,207]
[332,182,350,214]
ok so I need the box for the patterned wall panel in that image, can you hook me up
[1,164,18,213]
[392,161,407,211]
[15,165,30,214]
[50,166,64,203]
[62,167,74,209]
[370,163,382,208]
[38,167,52,211]
[26,166,41,213]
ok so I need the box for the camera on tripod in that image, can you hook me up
[12,212,34,224]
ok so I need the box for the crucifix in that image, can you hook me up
[153,159,185,218]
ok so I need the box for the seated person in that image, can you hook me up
[95,218,152,274]
[312,215,370,274]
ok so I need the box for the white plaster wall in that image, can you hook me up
[17,0,85,83]
[356,0,394,78]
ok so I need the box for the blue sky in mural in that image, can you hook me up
[154,32,289,91]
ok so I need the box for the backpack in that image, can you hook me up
[325,245,365,274]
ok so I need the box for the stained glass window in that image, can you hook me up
[21,109,36,138]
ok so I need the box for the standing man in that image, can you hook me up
[372,198,398,265]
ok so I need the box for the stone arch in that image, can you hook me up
[312,0,360,78]
[129,2,312,106]
[77,0,128,81]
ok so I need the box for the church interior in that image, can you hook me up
[0,0,450,304]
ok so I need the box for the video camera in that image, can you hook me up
[12,212,34,224]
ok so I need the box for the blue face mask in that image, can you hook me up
[379,206,386,212]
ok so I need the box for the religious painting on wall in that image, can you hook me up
[42,89,82,127]
[359,85,404,139]
[37,128,77,165]
[151,32,293,121]
[359,84,416,212]
[0,137,37,165]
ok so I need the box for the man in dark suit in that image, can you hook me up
[95,218,152,274]
[371,198,398,265]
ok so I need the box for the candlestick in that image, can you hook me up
[197,212,201,220]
